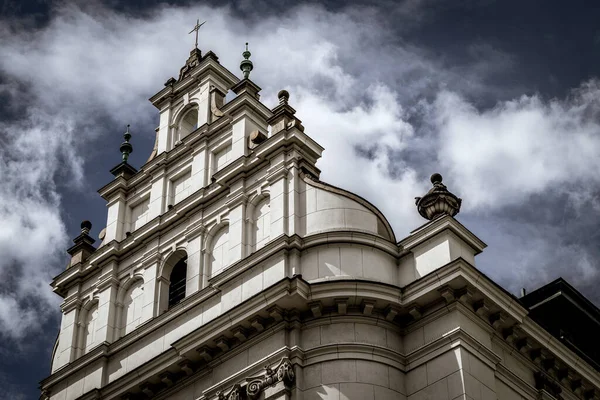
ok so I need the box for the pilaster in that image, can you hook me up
[53,300,81,372]
[185,221,206,295]
[230,110,265,161]
[148,167,168,220]
[190,139,208,193]
[226,188,248,267]
[104,193,127,243]
[268,163,290,238]
[141,254,161,321]
[94,264,120,344]
[157,101,173,154]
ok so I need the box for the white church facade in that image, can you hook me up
[40,40,600,400]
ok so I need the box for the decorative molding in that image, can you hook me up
[362,299,376,315]
[245,358,295,400]
[185,221,206,241]
[96,275,120,292]
[308,301,322,318]
[61,297,83,313]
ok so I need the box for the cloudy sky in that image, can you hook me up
[1,0,600,398]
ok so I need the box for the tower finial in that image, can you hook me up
[120,124,133,163]
[240,42,253,79]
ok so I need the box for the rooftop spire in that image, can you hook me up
[240,42,253,79]
[415,173,462,220]
[120,124,133,163]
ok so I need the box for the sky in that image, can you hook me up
[1,0,600,398]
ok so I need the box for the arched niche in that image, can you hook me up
[178,106,199,141]
[78,299,99,356]
[120,278,145,337]
[157,249,188,314]
[252,196,271,252]
[207,225,230,278]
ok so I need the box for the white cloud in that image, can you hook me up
[0,1,599,346]
[431,84,600,209]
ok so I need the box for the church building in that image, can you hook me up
[40,34,600,400]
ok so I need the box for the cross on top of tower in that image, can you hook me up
[189,19,206,49]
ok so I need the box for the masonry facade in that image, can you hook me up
[41,45,600,400]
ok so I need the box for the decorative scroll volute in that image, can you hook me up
[245,358,295,399]
[218,383,243,400]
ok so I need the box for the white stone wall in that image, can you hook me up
[405,348,497,400]
[300,184,380,237]
[299,360,406,400]
[121,279,144,336]
[300,244,397,284]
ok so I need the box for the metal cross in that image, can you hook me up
[189,19,206,49]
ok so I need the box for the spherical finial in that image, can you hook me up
[278,89,289,105]
[81,220,92,235]
[431,173,443,185]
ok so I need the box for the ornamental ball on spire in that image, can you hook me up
[240,42,253,79]
[415,173,462,220]
[120,124,133,163]
[80,220,92,235]
[277,89,289,105]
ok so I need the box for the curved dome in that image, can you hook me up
[300,172,396,241]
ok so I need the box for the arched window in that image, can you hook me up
[179,107,199,140]
[83,302,99,353]
[210,227,230,278]
[253,197,271,252]
[157,250,188,314]
[168,256,187,308]
[121,279,144,336]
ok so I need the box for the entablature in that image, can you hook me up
[42,259,600,400]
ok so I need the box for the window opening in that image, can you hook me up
[168,257,187,308]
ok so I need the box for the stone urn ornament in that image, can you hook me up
[415,173,462,220]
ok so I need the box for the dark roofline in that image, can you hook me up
[520,277,600,327]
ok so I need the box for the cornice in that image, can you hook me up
[401,257,528,323]
[60,296,82,313]
[96,275,120,292]
[308,279,401,306]
[184,220,206,241]
[220,91,273,121]
[254,127,323,166]
[206,235,301,288]
[399,215,486,254]
[301,230,399,257]
[496,362,540,399]
[42,343,109,388]
[520,317,600,390]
